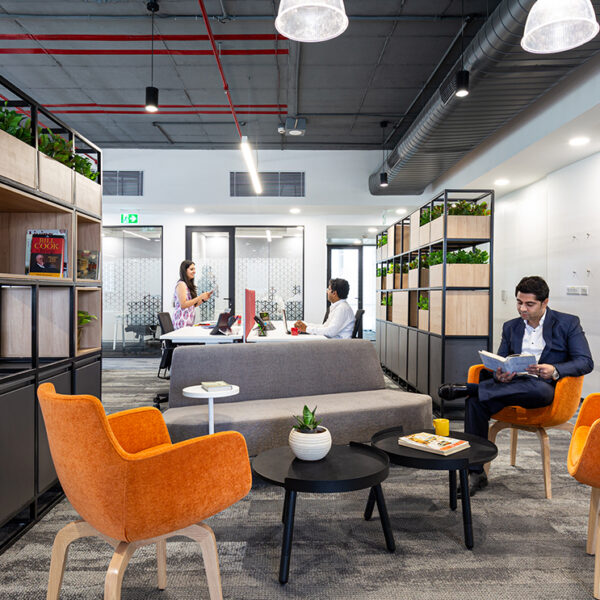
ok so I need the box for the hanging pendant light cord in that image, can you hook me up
[151,10,155,87]
[461,0,464,70]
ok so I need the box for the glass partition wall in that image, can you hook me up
[101,226,163,356]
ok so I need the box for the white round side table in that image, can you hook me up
[181,385,240,435]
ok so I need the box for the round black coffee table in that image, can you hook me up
[368,427,498,549]
[252,442,395,584]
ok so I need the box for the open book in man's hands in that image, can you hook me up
[478,350,537,374]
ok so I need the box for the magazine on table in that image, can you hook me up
[478,350,537,375]
[25,229,68,277]
[201,381,232,392]
[398,432,470,456]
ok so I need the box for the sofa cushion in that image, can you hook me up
[169,339,385,408]
[163,388,432,456]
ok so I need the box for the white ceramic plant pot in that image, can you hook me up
[288,427,332,461]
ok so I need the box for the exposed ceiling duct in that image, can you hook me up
[369,0,600,196]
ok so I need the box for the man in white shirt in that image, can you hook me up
[294,278,356,339]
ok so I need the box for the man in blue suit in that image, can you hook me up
[439,276,594,495]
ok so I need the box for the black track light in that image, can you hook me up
[379,172,389,188]
[455,69,469,98]
[145,1,160,113]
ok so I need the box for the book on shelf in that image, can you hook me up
[398,432,470,456]
[200,381,233,392]
[478,350,537,375]
[26,229,68,277]
[77,250,99,280]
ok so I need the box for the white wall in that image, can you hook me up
[101,149,397,324]
[493,152,600,396]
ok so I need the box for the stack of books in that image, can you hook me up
[201,381,232,392]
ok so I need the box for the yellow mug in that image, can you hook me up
[433,418,450,437]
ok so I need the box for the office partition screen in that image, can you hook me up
[101,226,163,356]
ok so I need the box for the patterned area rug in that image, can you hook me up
[0,362,594,599]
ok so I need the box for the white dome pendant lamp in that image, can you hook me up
[275,0,349,43]
[521,0,599,54]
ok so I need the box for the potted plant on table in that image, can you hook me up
[289,405,332,461]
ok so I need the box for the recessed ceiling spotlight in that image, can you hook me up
[569,136,590,147]
[290,207,301,214]
[395,208,407,215]
[494,178,510,186]
[184,207,195,213]
[368,227,378,233]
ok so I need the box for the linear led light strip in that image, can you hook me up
[240,136,263,194]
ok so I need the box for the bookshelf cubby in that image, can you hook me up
[375,189,494,416]
[0,73,102,553]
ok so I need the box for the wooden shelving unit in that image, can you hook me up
[0,74,102,553]
[375,189,494,416]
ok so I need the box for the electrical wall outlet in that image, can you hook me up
[580,286,589,296]
[567,286,579,295]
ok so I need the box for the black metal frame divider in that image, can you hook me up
[375,189,494,416]
[0,75,103,553]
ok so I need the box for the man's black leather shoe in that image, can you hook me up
[458,472,488,498]
[438,383,469,400]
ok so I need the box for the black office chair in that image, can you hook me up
[153,312,175,409]
[351,309,365,339]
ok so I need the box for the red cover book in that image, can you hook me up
[29,234,65,277]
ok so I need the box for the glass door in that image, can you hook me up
[186,227,235,318]
[327,245,375,339]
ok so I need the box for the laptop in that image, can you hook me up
[282,309,308,335]
[210,311,232,335]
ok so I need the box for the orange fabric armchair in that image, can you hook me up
[468,364,584,499]
[37,382,252,600]
[568,393,600,599]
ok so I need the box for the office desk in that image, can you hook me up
[160,326,243,344]
[246,321,327,342]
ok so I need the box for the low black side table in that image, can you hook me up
[252,442,395,584]
[368,427,498,549]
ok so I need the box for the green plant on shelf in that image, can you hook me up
[376,267,382,277]
[78,310,97,328]
[417,295,429,311]
[292,405,322,432]
[408,258,419,270]
[380,295,387,305]
[420,205,444,226]
[387,294,393,306]
[387,263,394,275]
[0,102,99,182]
[408,256,428,270]
[428,248,489,266]
[394,263,402,274]
[402,263,409,273]
[419,200,491,225]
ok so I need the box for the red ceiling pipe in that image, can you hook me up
[0,34,287,41]
[44,103,287,109]
[197,0,242,139]
[49,110,286,115]
[0,48,287,56]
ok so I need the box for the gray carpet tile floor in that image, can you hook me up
[0,359,595,599]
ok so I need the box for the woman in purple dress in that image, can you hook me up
[172,260,213,329]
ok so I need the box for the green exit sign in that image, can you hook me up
[121,213,138,224]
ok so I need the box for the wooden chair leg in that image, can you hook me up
[588,488,600,555]
[535,427,552,499]
[595,512,600,600]
[157,539,167,590]
[181,522,223,600]
[485,421,510,476]
[510,427,518,466]
[47,520,100,600]
[104,541,137,600]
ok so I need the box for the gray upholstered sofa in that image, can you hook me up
[163,339,432,455]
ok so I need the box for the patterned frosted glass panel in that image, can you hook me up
[329,248,359,313]
[190,231,231,320]
[362,245,376,339]
[235,227,303,321]
[101,227,162,356]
